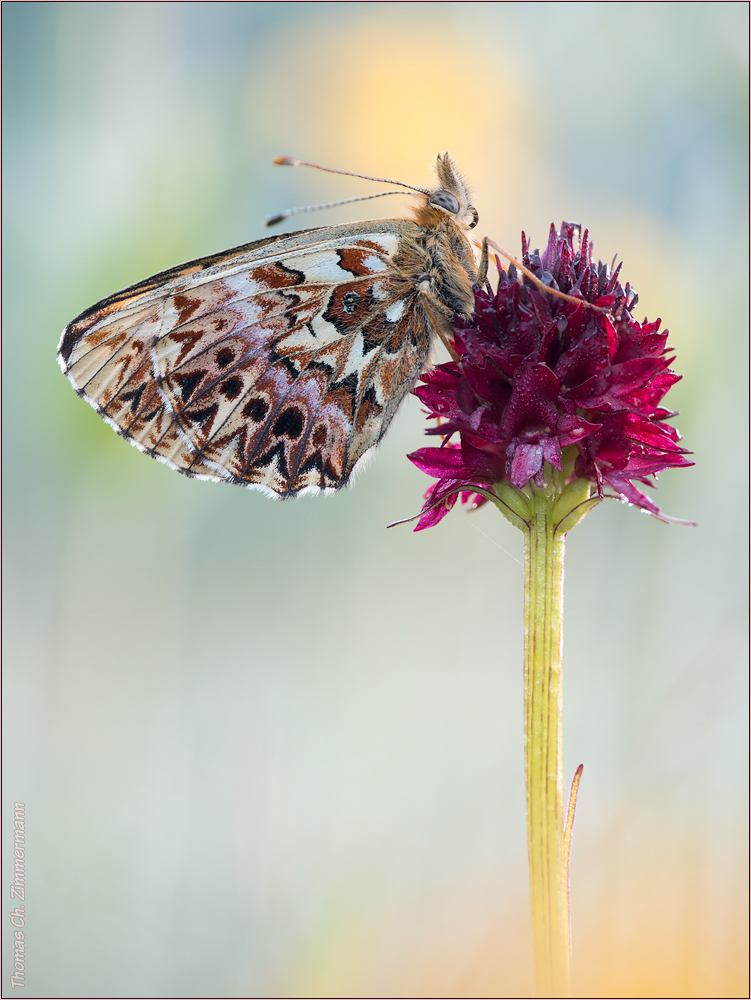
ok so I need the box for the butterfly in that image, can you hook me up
[58,153,487,497]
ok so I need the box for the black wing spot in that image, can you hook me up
[174,370,206,403]
[221,377,243,400]
[185,403,218,426]
[216,348,235,367]
[273,407,304,440]
[279,356,299,379]
[119,384,146,413]
[58,324,80,365]
[243,398,269,422]
[255,440,289,479]
[297,451,325,486]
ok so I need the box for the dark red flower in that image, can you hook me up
[408,222,693,530]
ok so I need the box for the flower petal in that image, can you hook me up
[409,222,690,527]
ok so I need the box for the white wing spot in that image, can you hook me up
[361,254,388,273]
[385,299,407,323]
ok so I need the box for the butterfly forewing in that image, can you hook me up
[59,222,432,496]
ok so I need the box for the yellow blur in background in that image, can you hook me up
[3,4,747,997]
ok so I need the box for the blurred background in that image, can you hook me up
[2,3,747,997]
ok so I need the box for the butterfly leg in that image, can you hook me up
[476,237,490,287]
[483,237,609,316]
[418,289,460,363]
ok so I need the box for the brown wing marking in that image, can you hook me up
[61,257,311,406]
[60,262,325,479]
[234,286,432,495]
[58,226,426,494]
[150,284,332,483]
[56,228,319,363]
[65,325,223,480]
[61,306,161,403]
[224,275,399,493]
[281,293,430,494]
[160,291,376,494]
[340,302,432,476]
[149,245,406,493]
[166,324,352,492]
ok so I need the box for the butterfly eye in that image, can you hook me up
[468,207,479,229]
[428,190,460,215]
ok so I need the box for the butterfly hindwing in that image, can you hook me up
[59,222,431,495]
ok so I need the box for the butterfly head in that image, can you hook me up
[423,153,479,231]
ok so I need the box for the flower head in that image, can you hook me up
[408,222,693,529]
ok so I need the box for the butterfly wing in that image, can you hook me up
[58,222,432,496]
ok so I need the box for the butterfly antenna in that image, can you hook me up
[273,156,430,195]
[265,190,412,228]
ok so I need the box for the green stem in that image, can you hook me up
[493,472,595,995]
[524,488,569,998]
